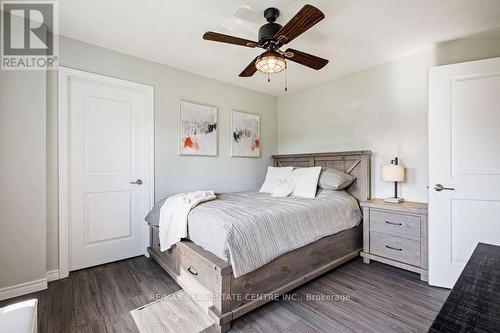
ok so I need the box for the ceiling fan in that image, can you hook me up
[202,5,329,80]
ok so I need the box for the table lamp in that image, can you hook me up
[381,157,405,203]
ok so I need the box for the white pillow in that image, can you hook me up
[290,166,322,198]
[259,167,294,193]
[271,177,295,197]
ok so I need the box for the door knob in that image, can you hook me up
[434,184,454,192]
[130,179,143,185]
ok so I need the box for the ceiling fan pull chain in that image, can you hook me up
[284,67,288,92]
[268,73,270,82]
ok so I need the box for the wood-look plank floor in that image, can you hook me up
[0,257,449,333]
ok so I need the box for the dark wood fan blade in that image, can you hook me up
[283,48,329,70]
[203,31,258,48]
[275,5,325,45]
[239,57,259,77]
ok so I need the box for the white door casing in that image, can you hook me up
[59,67,154,276]
[428,57,500,288]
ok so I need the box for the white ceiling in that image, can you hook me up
[54,0,500,95]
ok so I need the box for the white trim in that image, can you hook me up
[0,278,47,301]
[58,67,69,279]
[58,66,155,278]
[46,270,60,282]
[146,82,155,257]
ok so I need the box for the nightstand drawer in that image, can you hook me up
[370,232,420,266]
[370,210,420,237]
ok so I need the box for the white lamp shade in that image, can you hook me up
[381,164,405,182]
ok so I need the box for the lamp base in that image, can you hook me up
[384,197,405,204]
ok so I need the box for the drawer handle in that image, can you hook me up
[385,221,402,226]
[187,266,198,276]
[385,245,402,251]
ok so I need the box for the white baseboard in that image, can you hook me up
[0,269,62,301]
[0,278,47,301]
[46,269,60,282]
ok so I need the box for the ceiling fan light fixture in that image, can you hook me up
[255,51,287,74]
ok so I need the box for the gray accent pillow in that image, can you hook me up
[318,168,356,190]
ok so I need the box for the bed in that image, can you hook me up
[146,151,371,332]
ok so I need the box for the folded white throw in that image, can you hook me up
[159,191,216,251]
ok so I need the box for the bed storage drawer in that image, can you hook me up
[178,243,221,292]
[370,210,420,237]
[150,225,178,274]
[370,231,420,266]
[148,229,231,319]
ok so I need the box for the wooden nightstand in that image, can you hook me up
[360,199,428,282]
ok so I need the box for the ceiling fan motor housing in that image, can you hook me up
[258,8,282,45]
[258,23,282,45]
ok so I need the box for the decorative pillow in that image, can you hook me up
[259,166,294,193]
[318,168,356,190]
[290,166,322,198]
[271,177,295,197]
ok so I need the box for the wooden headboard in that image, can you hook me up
[272,150,372,202]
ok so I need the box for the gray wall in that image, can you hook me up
[277,28,500,203]
[0,17,47,289]
[5,25,500,285]
[46,36,278,271]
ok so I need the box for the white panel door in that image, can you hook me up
[66,70,153,271]
[428,57,500,288]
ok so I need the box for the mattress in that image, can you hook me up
[146,189,362,277]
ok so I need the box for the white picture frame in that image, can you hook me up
[231,110,261,158]
[179,100,218,156]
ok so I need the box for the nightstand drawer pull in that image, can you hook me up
[385,245,402,251]
[385,221,402,226]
